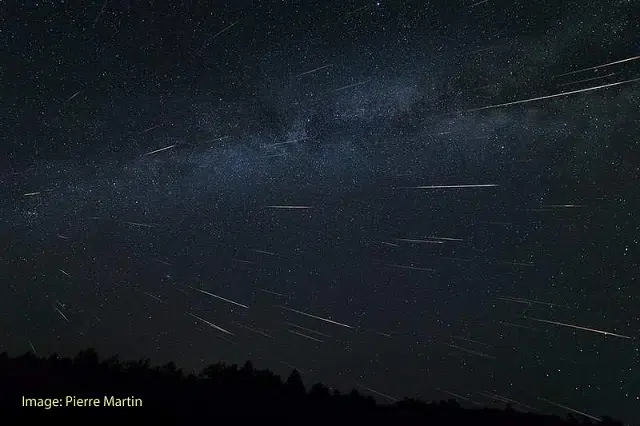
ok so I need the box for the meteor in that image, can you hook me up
[552,55,640,78]
[461,77,640,113]
[265,205,312,209]
[537,397,602,422]
[402,184,498,189]
[189,286,249,309]
[144,144,176,156]
[524,316,632,339]
[275,305,354,329]
[188,312,234,336]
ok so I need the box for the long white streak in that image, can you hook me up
[468,0,489,7]
[332,80,368,92]
[232,258,256,265]
[276,305,354,329]
[448,344,496,359]
[558,73,616,87]
[356,384,398,402]
[235,323,275,339]
[381,241,400,247]
[484,391,537,411]
[188,312,234,336]
[285,321,332,338]
[438,388,474,403]
[251,249,281,257]
[54,306,70,322]
[404,184,498,189]
[288,329,324,343]
[394,238,445,244]
[464,78,640,112]
[67,90,81,101]
[553,55,640,78]
[537,397,602,422]
[152,258,173,266]
[29,340,37,354]
[189,286,250,309]
[384,263,436,272]
[24,192,41,196]
[59,269,71,278]
[258,288,287,297]
[123,221,155,228]
[499,321,538,331]
[296,64,334,77]
[452,336,492,347]
[265,205,312,209]
[497,295,566,308]
[145,292,166,303]
[524,317,632,339]
[57,235,69,240]
[208,20,240,42]
[542,204,585,208]
[430,236,465,242]
[144,144,176,156]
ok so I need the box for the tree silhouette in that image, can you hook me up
[0,347,625,424]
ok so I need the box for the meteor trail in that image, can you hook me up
[67,90,81,101]
[524,317,633,339]
[552,55,640,78]
[264,205,312,209]
[448,344,496,359]
[144,144,176,156]
[234,323,275,340]
[250,249,281,257]
[296,64,333,77]
[29,340,37,354]
[59,269,71,278]
[356,384,398,402]
[188,286,250,309]
[123,221,155,228]
[537,397,602,422]
[188,312,234,336]
[275,305,354,329]
[258,288,288,297]
[394,238,445,244]
[145,292,166,303]
[461,77,640,113]
[54,306,70,322]
[285,322,332,338]
[384,263,436,272]
[402,184,498,189]
[24,192,41,196]
[497,295,567,308]
[288,329,324,343]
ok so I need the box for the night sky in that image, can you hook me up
[1,0,639,423]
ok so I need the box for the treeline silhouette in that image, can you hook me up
[0,349,623,423]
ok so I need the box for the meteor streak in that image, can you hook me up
[144,144,176,156]
[524,317,632,339]
[552,55,640,78]
[296,64,333,77]
[275,305,354,329]
[356,384,397,402]
[189,286,250,309]
[288,329,324,343]
[461,78,640,113]
[537,397,602,422]
[188,312,234,336]
[265,205,312,209]
[403,184,498,189]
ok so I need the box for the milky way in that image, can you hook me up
[1,0,639,423]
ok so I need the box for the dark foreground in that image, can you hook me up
[0,349,623,424]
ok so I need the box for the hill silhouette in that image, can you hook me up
[0,349,624,424]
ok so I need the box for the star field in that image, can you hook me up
[1,0,639,423]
